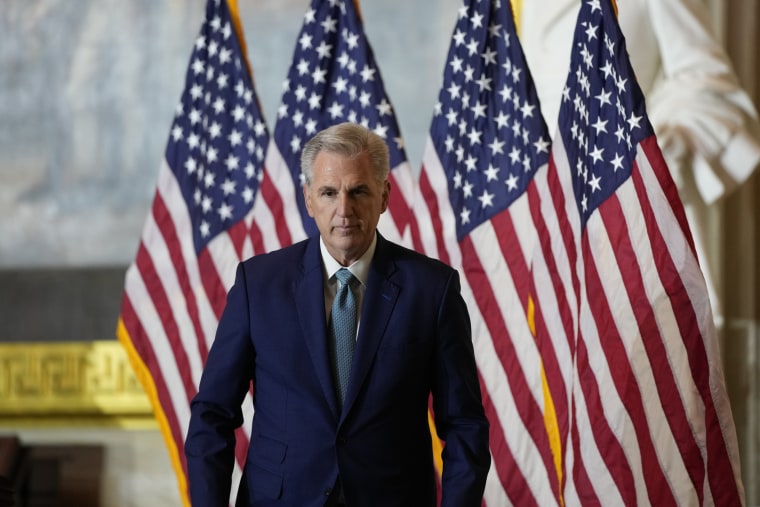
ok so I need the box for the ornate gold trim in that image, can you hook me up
[0,341,156,428]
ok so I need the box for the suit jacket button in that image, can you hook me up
[338,437,347,445]
[324,488,332,497]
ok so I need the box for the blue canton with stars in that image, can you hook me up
[559,0,655,229]
[273,0,408,237]
[166,0,269,254]
[431,0,550,242]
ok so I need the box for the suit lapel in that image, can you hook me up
[343,235,400,416]
[293,237,340,417]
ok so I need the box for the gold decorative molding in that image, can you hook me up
[0,341,156,428]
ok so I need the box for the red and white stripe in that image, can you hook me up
[538,131,745,505]
[412,137,562,506]
[120,159,255,505]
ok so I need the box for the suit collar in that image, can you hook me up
[293,236,339,417]
[294,233,403,422]
[342,234,400,417]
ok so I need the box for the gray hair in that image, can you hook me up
[300,122,390,186]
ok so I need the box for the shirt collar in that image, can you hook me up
[320,233,376,288]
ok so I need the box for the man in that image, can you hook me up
[185,122,491,506]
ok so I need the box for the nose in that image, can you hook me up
[336,191,352,217]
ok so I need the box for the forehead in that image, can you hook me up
[312,150,376,182]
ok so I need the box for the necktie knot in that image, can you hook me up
[335,268,356,288]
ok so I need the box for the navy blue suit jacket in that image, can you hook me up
[185,234,490,506]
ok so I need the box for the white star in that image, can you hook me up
[332,77,348,94]
[298,32,313,50]
[315,41,332,59]
[345,31,360,50]
[221,178,236,195]
[471,101,487,119]
[462,180,474,198]
[312,67,327,84]
[520,101,535,118]
[615,125,626,143]
[460,207,471,225]
[591,117,608,134]
[360,65,376,82]
[589,145,604,164]
[494,111,510,129]
[471,11,484,28]
[509,146,521,164]
[505,173,519,191]
[219,47,232,64]
[212,98,225,114]
[187,133,200,150]
[228,130,242,146]
[611,153,625,171]
[321,15,337,33]
[588,173,601,192]
[475,75,492,92]
[208,122,222,139]
[206,147,218,164]
[452,29,466,46]
[449,55,464,73]
[297,59,310,76]
[488,22,502,38]
[464,154,478,172]
[478,189,495,208]
[242,187,254,203]
[467,128,482,146]
[373,124,388,139]
[201,195,213,212]
[308,92,322,109]
[217,202,233,221]
[327,102,344,119]
[290,135,301,153]
[481,47,498,66]
[190,84,203,100]
[488,138,505,155]
[446,109,458,126]
[191,59,204,75]
[294,85,307,101]
[533,136,550,154]
[376,99,392,116]
[627,112,642,130]
[484,164,499,181]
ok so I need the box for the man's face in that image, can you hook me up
[303,150,390,266]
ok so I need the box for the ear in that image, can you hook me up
[380,180,390,213]
[303,185,315,217]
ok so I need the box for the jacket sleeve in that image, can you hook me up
[185,262,255,505]
[432,269,491,507]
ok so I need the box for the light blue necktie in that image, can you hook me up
[329,268,358,408]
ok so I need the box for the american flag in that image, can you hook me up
[117,0,266,504]
[258,0,416,248]
[532,0,745,503]
[410,0,563,504]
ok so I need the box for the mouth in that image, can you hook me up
[333,224,358,234]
